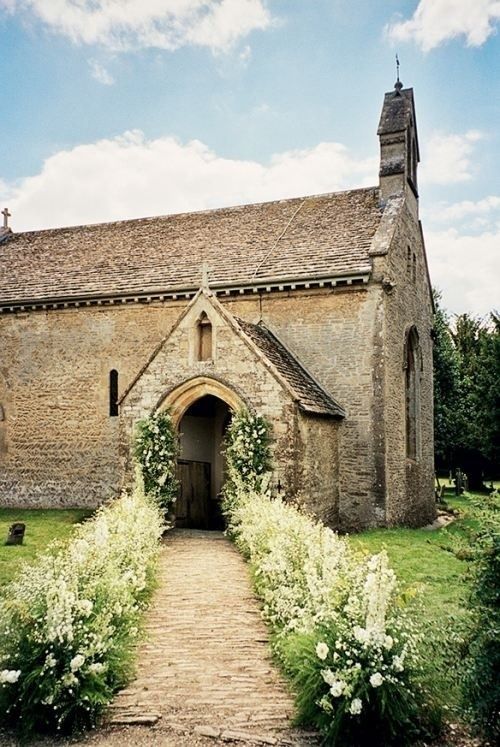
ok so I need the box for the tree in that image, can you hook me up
[474,314,500,470]
[433,294,500,487]
[432,292,461,469]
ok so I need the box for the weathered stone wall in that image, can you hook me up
[224,286,386,530]
[119,294,342,521]
[373,198,435,526]
[0,303,183,506]
[0,210,433,528]
[296,413,340,526]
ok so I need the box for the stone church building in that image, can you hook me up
[0,82,435,531]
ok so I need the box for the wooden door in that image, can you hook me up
[176,460,211,529]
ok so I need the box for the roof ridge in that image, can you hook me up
[11,185,380,236]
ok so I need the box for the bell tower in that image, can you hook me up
[377,78,420,208]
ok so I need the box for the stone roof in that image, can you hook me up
[236,318,345,418]
[0,188,383,306]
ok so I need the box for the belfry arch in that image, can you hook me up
[158,377,246,529]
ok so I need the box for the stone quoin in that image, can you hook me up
[0,81,435,530]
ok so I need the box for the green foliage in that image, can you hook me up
[433,291,500,483]
[460,491,500,741]
[222,408,272,506]
[433,292,461,464]
[134,410,179,512]
[353,521,470,720]
[0,480,164,737]
[222,422,430,747]
[0,509,91,588]
[281,629,425,747]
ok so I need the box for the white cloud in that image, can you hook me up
[423,194,500,315]
[0,178,10,201]
[1,130,378,233]
[0,0,272,52]
[88,59,114,85]
[426,195,500,224]
[387,0,500,51]
[420,130,483,185]
[426,227,500,316]
[239,44,252,64]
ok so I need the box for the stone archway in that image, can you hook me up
[157,377,245,529]
[157,376,245,427]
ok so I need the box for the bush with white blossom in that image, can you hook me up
[134,410,179,512]
[222,408,271,507]
[223,421,430,745]
[0,476,164,737]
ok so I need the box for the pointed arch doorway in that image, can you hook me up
[158,377,245,530]
[177,395,231,529]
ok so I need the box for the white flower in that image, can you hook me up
[370,672,384,688]
[316,642,329,660]
[79,599,93,617]
[349,698,363,715]
[62,673,78,687]
[329,680,345,697]
[45,654,57,668]
[353,626,369,644]
[88,662,105,675]
[393,655,405,672]
[0,669,21,684]
[70,654,85,672]
[321,668,336,687]
[384,635,394,650]
[318,694,333,713]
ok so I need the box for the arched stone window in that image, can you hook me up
[404,327,421,459]
[197,312,213,362]
[109,369,119,417]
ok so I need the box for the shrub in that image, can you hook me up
[0,476,164,737]
[221,404,432,747]
[222,408,272,506]
[134,410,179,512]
[461,491,500,741]
[224,479,425,745]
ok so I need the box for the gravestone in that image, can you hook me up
[5,522,25,546]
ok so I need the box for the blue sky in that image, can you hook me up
[0,0,499,316]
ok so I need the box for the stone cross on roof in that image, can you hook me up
[2,208,11,231]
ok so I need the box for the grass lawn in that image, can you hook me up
[0,509,92,588]
[352,490,493,718]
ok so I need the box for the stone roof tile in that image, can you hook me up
[236,318,345,418]
[0,188,383,305]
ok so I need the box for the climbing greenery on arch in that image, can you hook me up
[223,408,272,503]
[134,410,179,512]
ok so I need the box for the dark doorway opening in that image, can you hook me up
[176,395,232,529]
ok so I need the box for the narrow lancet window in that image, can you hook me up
[405,328,420,459]
[109,369,119,417]
[197,312,213,361]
